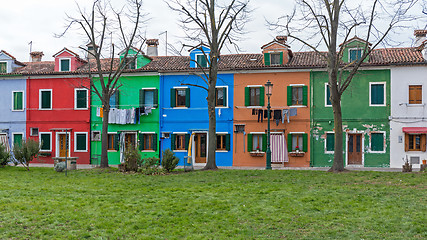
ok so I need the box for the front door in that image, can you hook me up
[194,133,207,164]
[58,134,69,157]
[124,133,136,149]
[348,133,362,165]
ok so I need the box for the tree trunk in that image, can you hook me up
[330,92,345,172]
[100,107,110,168]
[203,65,218,170]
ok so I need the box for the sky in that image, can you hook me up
[0,0,425,62]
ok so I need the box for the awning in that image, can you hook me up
[402,127,427,133]
[0,134,10,152]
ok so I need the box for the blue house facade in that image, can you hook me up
[159,72,234,167]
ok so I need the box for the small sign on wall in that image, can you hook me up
[398,136,403,143]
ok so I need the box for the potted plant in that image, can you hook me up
[256,146,260,153]
[295,146,300,153]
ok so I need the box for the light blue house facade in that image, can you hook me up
[0,51,27,151]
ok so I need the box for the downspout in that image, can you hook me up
[89,83,92,165]
[159,73,163,161]
[309,70,314,167]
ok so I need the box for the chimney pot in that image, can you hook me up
[276,36,287,44]
[147,39,159,56]
[30,51,44,62]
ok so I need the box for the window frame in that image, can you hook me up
[288,132,307,152]
[325,83,332,107]
[59,58,71,72]
[12,91,24,111]
[348,48,363,62]
[369,131,386,153]
[195,54,209,68]
[173,87,189,108]
[270,52,282,65]
[369,82,386,107]
[215,132,229,152]
[12,132,24,148]
[107,133,118,151]
[408,84,423,105]
[174,133,187,151]
[91,131,101,141]
[250,132,265,152]
[39,89,52,110]
[39,132,52,152]
[288,84,307,107]
[30,128,39,137]
[139,132,157,152]
[74,132,88,152]
[74,88,88,110]
[140,87,157,109]
[215,86,228,108]
[0,61,7,73]
[325,131,335,154]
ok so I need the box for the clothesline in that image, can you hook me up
[235,106,302,109]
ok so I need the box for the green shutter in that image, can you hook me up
[13,92,23,110]
[264,53,270,66]
[302,85,308,106]
[326,133,335,152]
[41,91,51,109]
[185,134,190,150]
[40,134,50,150]
[326,85,331,106]
[153,89,158,108]
[247,134,253,152]
[225,134,230,151]
[60,59,70,71]
[185,88,190,107]
[245,87,250,106]
[371,133,384,151]
[115,90,120,109]
[76,90,87,109]
[287,134,293,152]
[114,134,120,150]
[287,86,292,106]
[260,87,265,106]
[152,134,158,151]
[262,134,267,152]
[170,134,175,150]
[139,89,145,108]
[170,89,176,107]
[279,52,284,65]
[76,134,86,151]
[303,133,308,152]
[139,134,144,151]
[222,88,227,106]
[13,134,23,147]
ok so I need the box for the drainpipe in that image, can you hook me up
[309,70,314,167]
[159,73,163,161]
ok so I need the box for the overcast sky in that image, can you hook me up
[0,0,425,62]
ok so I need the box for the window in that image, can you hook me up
[139,89,158,108]
[370,83,385,106]
[287,85,307,106]
[405,133,426,152]
[287,133,308,152]
[170,88,190,108]
[109,90,119,109]
[349,49,362,62]
[108,133,119,151]
[326,132,335,153]
[124,57,136,69]
[75,132,88,152]
[13,133,23,147]
[247,133,266,152]
[196,54,208,67]
[244,86,264,107]
[215,87,227,107]
[91,131,101,141]
[139,133,157,151]
[264,52,283,66]
[216,134,230,151]
[12,91,24,111]
[30,128,39,137]
[39,90,52,110]
[409,85,422,104]
[370,132,384,152]
[60,59,70,71]
[75,89,88,109]
[0,62,7,73]
[325,84,332,107]
[171,133,189,151]
[40,133,51,151]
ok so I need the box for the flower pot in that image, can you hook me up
[422,160,427,165]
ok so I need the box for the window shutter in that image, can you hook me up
[185,134,190,150]
[404,133,409,152]
[326,85,331,106]
[139,134,144,151]
[153,89,158,108]
[42,91,51,109]
[185,88,190,108]
[377,84,384,105]
[170,89,176,107]
[247,134,253,152]
[76,134,86,151]
[225,134,230,151]
[421,134,426,152]
[260,87,265,106]
[326,133,335,152]
[371,133,384,151]
[222,88,227,107]
[303,133,308,152]
[114,134,120,150]
[115,90,120,109]
[244,87,250,106]
[171,134,176,150]
[287,134,293,152]
[279,52,283,65]
[303,85,308,106]
[139,89,145,108]
[264,53,270,66]
[262,134,267,152]
[152,134,158,151]
[287,86,292,106]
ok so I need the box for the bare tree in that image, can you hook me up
[168,0,250,170]
[58,0,147,168]
[270,0,417,172]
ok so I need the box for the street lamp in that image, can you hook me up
[265,80,273,170]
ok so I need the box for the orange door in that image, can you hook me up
[348,134,362,165]
[59,134,69,157]
[195,133,207,163]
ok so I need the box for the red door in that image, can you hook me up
[348,134,362,165]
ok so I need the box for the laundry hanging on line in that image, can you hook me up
[108,107,153,124]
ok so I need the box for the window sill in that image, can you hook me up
[11,109,25,112]
[141,150,155,152]
[250,151,265,157]
[108,150,118,152]
[289,151,305,157]
[215,150,228,152]
[246,106,263,109]
[407,104,425,107]
[215,106,228,109]
[173,150,187,152]
[289,105,307,108]
[173,107,188,109]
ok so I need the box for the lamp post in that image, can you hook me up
[265,80,273,170]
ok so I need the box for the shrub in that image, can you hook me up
[12,139,40,171]
[0,143,10,167]
[54,161,66,172]
[123,144,140,172]
[161,149,179,172]
[139,157,165,175]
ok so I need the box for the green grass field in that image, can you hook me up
[0,167,425,239]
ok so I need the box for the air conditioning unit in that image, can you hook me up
[410,156,420,164]
[161,132,170,139]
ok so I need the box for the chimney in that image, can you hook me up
[86,42,98,60]
[414,30,427,48]
[276,36,288,45]
[30,51,44,62]
[146,39,159,56]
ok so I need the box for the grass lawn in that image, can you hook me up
[0,167,426,239]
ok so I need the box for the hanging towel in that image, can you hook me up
[108,108,116,124]
[274,110,282,126]
[258,109,263,122]
[252,109,256,115]
[271,134,289,163]
[96,107,101,117]
[264,110,268,119]
[282,109,289,123]
[289,108,297,116]
[100,107,103,118]
[130,108,136,124]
